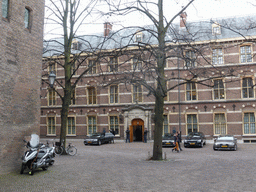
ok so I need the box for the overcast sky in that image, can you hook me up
[44,0,256,39]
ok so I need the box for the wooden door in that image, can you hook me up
[129,125,133,143]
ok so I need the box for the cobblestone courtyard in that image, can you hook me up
[1,140,256,192]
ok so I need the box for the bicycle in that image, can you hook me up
[54,142,77,156]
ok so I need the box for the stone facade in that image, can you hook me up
[0,0,45,174]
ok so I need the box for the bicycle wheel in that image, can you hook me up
[55,146,63,155]
[67,146,77,156]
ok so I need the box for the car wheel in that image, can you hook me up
[234,145,237,151]
[98,140,101,145]
[204,140,206,145]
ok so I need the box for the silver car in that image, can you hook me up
[213,135,237,151]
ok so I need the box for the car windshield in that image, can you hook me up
[163,135,174,140]
[91,134,100,137]
[217,137,234,141]
[188,132,202,137]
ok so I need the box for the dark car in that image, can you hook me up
[213,135,237,151]
[84,133,114,145]
[184,132,206,148]
[162,133,175,147]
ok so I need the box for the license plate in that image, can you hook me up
[190,143,195,145]
[221,145,227,148]
[88,141,92,143]
[166,143,170,145]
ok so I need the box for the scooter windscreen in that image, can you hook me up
[30,134,40,148]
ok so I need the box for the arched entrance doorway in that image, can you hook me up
[130,119,144,142]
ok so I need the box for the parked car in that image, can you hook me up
[162,133,175,147]
[184,132,206,148]
[213,135,237,151]
[84,133,114,145]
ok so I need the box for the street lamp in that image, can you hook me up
[48,71,56,88]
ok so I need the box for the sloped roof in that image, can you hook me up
[43,15,256,57]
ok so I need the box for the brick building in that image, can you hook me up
[0,0,44,174]
[41,15,256,143]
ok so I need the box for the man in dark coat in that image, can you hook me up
[144,128,148,143]
[125,128,130,143]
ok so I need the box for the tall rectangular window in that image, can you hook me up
[214,113,226,135]
[48,89,56,106]
[24,8,30,29]
[185,51,196,67]
[187,114,198,134]
[213,79,224,99]
[212,48,223,65]
[133,84,142,103]
[186,82,196,101]
[110,116,119,135]
[2,0,9,18]
[244,113,255,134]
[88,116,97,134]
[109,57,118,72]
[242,78,254,98]
[67,117,75,135]
[110,85,118,103]
[88,87,96,104]
[240,45,252,63]
[163,115,168,134]
[88,60,97,74]
[47,117,56,135]
[71,89,75,105]
[133,57,142,70]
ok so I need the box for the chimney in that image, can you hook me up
[104,22,112,37]
[180,12,187,28]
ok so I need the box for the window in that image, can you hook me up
[135,32,143,42]
[240,45,252,63]
[214,113,226,135]
[67,117,76,135]
[133,84,142,103]
[213,79,224,99]
[187,114,198,134]
[110,85,118,103]
[88,60,97,74]
[72,39,81,50]
[48,88,56,106]
[185,51,196,67]
[71,89,75,105]
[2,0,9,18]
[88,87,96,104]
[244,113,256,134]
[24,7,31,29]
[47,117,56,135]
[163,115,168,134]
[186,82,196,101]
[88,116,97,134]
[110,116,119,135]
[212,48,223,65]
[109,57,118,72]
[133,57,142,70]
[242,77,254,98]
[212,22,221,35]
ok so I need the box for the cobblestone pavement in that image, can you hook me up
[1,140,256,192]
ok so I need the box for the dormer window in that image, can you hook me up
[72,39,81,50]
[212,22,221,35]
[135,32,143,42]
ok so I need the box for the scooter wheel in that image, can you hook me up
[42,166,48,171]
[20,164,25,174]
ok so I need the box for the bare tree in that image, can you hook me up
[43,0,107,151]
[100,0,246,160]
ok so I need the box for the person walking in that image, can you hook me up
[144,128,148,143]
[125,128,130,143]
[177,131,182,151]
[172,132,179,152]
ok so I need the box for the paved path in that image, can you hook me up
[0,140,255,192]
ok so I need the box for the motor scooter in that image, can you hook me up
[20,134,54,175]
